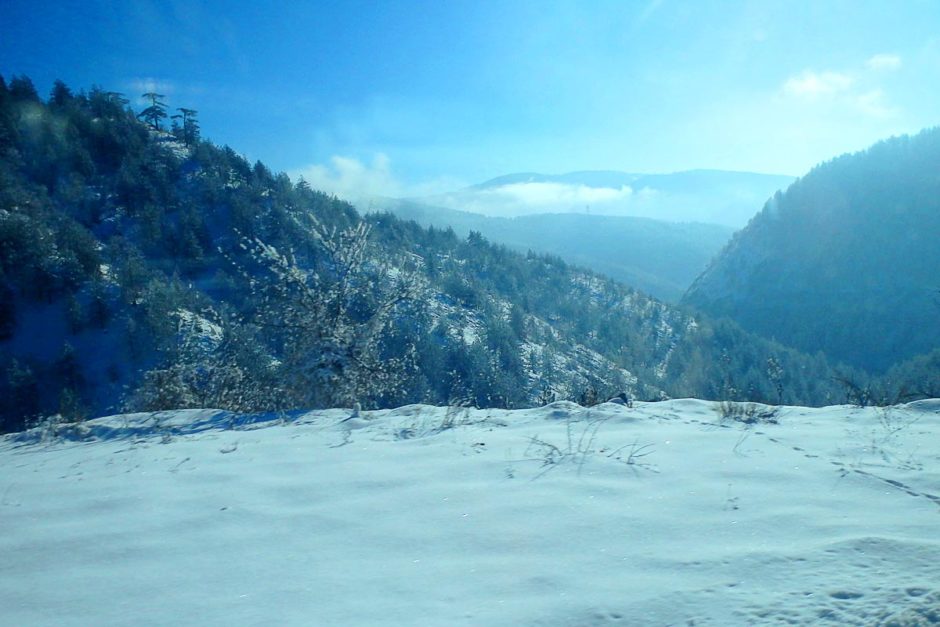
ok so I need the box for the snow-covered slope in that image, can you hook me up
[2,400,939,625]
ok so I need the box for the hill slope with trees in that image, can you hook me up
[683,128,940,379]
[370,199,733,302]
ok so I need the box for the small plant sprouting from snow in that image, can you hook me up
[396,399,477,440]
[521,415,656,479]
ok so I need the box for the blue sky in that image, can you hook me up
[5,0,940,196]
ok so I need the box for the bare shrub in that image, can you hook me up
[522,415,655,479]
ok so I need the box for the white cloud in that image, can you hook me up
[288,154,466,206]
[288,157,640,217]
[782,71,854,99]
[127,78,175,101]
[290,154,402,202]
[428,182,643,218]
[866,53,902,71]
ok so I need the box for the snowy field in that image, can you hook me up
[1,399,939,626]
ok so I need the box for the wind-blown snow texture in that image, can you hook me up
[2,400,939,626]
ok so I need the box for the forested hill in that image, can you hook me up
[0,76,903,432]
[683,128,940,378]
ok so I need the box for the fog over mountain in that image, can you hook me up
[417,170,796,227]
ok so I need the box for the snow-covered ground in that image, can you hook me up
[2,400,939,626]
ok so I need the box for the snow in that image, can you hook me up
[174,308,223,346]
[461,320,481,346]
[2,399,939,625]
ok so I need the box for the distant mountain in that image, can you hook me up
[683,128,940,375]
[423,169,796,227]
[370,199,734,303]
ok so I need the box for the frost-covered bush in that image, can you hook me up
[240,214,421,409]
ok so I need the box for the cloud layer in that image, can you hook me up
[291,154,648,217]
[480,182,634,208]
[428,183,650,219]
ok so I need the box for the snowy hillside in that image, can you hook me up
[2,400,939,625]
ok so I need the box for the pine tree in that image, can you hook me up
[171,107,199,146]
[137,92,168,131]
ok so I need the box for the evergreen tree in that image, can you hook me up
[171,107,199,146]
[137,92,168,130]
[8,75,39,102]
[49,80,74,108]
[2,359,39,431]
